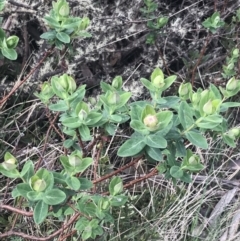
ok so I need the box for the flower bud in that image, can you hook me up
[102,200,110,209]
[33,179,47,192]
[59,3,69,17]
[179,83,188,96]
[6,36,19,48]
[59,74,69,90]
[5,158,16,165]
[78,17,90,30]
[2,158,16,170]
[78,109,88,121]
[189,155,199,165]
[108,92,120,105]
[228,128,240,138]
[143,114,158,130]
[233,48,239,57]
[213,16,220,25]
[226,77,238,91]
[41,82,53,95]
[112,76,122,89]
[152,76,164,88]
[191,92,200,104]
[67,76,76,93]
[203,100,213,115]
[68,155,81,167]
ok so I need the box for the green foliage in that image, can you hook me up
[2,2,240,241]
[33,66,240,187]
[0,1,19,59]
[139,0,168,44]
[202,12,225,33]
[40,0,91,49]
[222,48,239,78]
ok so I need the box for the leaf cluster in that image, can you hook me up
[40,0,91,50]
[0,1,19,60]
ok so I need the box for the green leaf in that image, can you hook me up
[130,120,148,134]
[43,189,66,205]
[222,134,236,147]
[85,112,102,126]
[196,115,223,129]
[66,176,81,190]
[100,81,113,92]
[117,92,132,108]
[0,28,6,40]
[185,131,208,149]
[20,160,34,182]
[220,102,240,112]
[51,76,67,99]
[156,121,173,137]
[156,110,173,129]
[69,85,86,108]
[56,32,70,43]
[1,48,17,60]
[104,123,117,135]
[145,146,163,161]
[159,96,180,108]
[52,172,67,185]
[62,19,82,29]
[12,187,21,199]
[117,138,146,157]
[27,191,44,202]
[179,101,194,129]
[180,172,192,183]
[165,128,181,140]
[44,16,61,28]
[82,229,92,240]
[181,163,205,172]
[40,31,56,40]
[64,207,74,216]
[144,133,167,148]
[130,105,145,120]
[16,183,32,199]
[140,78,156,91]
[110,195,128,206]
[34,200,48,224]
[49,100,69,111]
[75,157,93,172]
[78,125,91,141]
[109,114,122,123]
[109,176,123,196]
[63,139,75,148]
[209,83,222,99]
[91,226,103,238]
[78,178,93,190]
[161,75,177,91]
[61,117,81,128]
[78,201,97,217]
[170,166,183,179]
[175,140,186,157]
[75,217,89,232]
